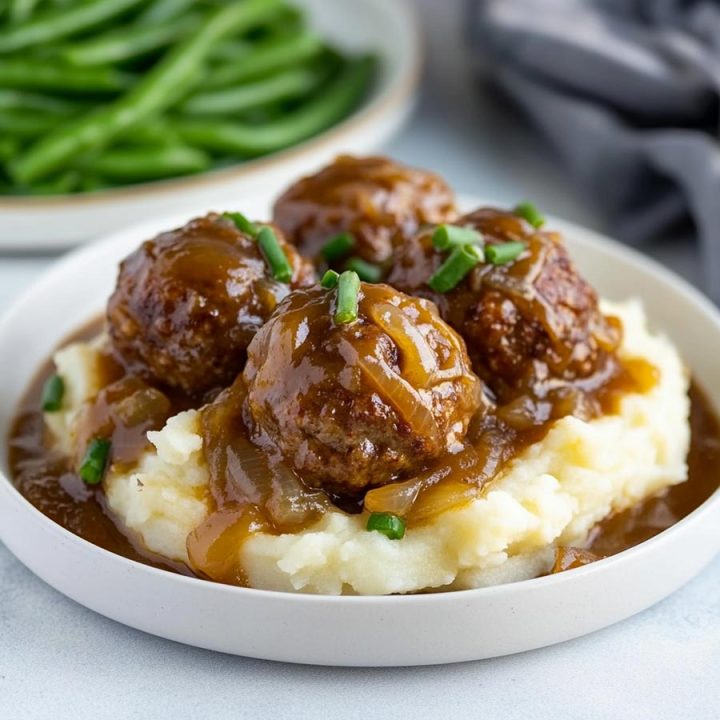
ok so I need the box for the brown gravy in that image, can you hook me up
[7,321,720,584]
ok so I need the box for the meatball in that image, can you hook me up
[107,213,315,396]
[272,155,457,267]
[388,207,622,404]
[243,283,483,493]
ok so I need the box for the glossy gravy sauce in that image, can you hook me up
[7,319,720,584]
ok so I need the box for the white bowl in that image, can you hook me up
[1,197,719,666]
[0,0,420,250]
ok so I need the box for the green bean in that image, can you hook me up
[79,174,111,192]
[206,9,304,67]
[0,89,81,114]
[82,145,211,182]
[233,100,288,124]
[0,60,134,93]
[245,5,303,41]
[120,123,183,147]
[173,55,375,156]
[0,137,20,162]
[0,0,148,54]
[11,0,284,184]
[180,66,322,116]
[63,13,201,66]
[0,109,71,137]
[206,32,324,89]
[265,5,303,35]
[138,0,197,24]
[24,171,81,195]
[9,0,41,24]
[208,38,253,65]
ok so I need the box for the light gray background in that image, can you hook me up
[1,2,717,718]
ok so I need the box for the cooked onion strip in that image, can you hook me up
[364,477,422,517]
[408,479,478,523]
[201,379,326,531]
[367,301,437,386]
[186,505,265,585]
[365,435,511,523]
[339,337,440,441]
[266,457,328,528]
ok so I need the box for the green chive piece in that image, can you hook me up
[514,201,545,228]
[223,211,258,237]
[345,256,383,283]
[366,512,406,540]
[257,226,293,283]
[432,224,483,251]
[427,244,484,293]
[485,241,525,265]
[334,270,361,325]
[41,374,64,412]
[78,438,111,485]
[320,269,339,289]
[321,232,355,263]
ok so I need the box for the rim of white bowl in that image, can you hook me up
[1,205,719,602]
[0,0,422,210]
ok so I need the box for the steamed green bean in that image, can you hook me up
[63,13,200,66]
[138,0,196,24]
[0,137,19,161]
[9,0,40,25]
[85,144,211,181]
[0,60,134,92]
[78,174,111,192]
[0,108,67,136]
[120,123,183,147]
[0,89,81,113]
[0,0,147,53]
[11,0,284,183]
[208,38,253,65]
[24,171,81,195]
[174,56,375,156]
[205,8,308,69]
[206,32,324,89]
[180,66,322,116]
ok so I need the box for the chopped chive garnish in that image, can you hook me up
[432,224,483,251]
[78,438,111,485]
[334,270,361,325]
[345,256,383,283]
[321,232,355,263]
[223,211,258,237]
[485,241,525,265]
[427,244,484,293]
[366,512,406,540]
[257,226,293,283]
[320,269,339,288]
[514,201,545,228]
[41,374,64,412]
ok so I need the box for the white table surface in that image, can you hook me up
[1,1,718,717]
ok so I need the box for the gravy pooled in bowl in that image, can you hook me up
[8,156,720,595]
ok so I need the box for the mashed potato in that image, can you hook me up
[45,335,109,457]
[48,300,690,595]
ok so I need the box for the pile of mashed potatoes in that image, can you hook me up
[48,300,689,595]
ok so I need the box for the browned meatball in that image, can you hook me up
[272,155,457,267]
[243,283,483,493]
[388,208,622,406]
[107,213,316,396]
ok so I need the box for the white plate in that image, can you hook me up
[0,0,420,250]
[1,198,719,666]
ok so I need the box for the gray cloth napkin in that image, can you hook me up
[467,0,720,299]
